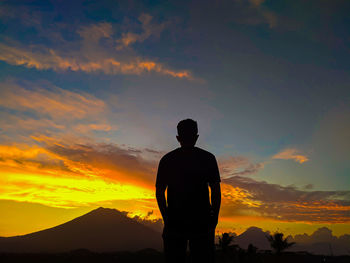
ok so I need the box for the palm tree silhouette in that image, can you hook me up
[218,233,234,252]
[266,232,295,254]
[247,243,258,254]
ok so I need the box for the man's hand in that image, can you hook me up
[156,185,168,225]
[209,181,221,229]
[209,211,219,229]
[162,210,169,226]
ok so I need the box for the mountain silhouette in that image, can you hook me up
[0,207,162,253]
[235,226,270,250]
[233,226,350,256]
[288,228,350,256]
[1,209,349,255]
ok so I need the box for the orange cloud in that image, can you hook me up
[1,131,162,188]
[0,80,117,138]
[0,171,153,208]
[0,142,156,209]
[272,148,309,163]
[0,43,192,79]
[0,80,105,119]
[0,18,193,79]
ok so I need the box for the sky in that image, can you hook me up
[0,0,350,238]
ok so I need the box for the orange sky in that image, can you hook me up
[0,140,349,237]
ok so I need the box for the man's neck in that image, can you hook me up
[180,145,195,149]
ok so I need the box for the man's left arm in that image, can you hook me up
[156,185,168,224]
[209,155,221,228]
[155,158,168,225]
[210,182,221,227]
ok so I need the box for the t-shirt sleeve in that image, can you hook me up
[155,157,168,189]
[208,155,221,185]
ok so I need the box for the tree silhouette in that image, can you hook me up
[247,243,258,254]
[218,233,234,252]
[266,232,295,254]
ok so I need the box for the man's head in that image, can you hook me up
[176,119,199,147]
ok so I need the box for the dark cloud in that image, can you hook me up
[224,176,350,202]
[44,140,158,186]
[223,176,350,223]
[303,184,313,190]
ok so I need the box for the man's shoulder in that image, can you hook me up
[159,147,216,162]
[194,146,216,160]
[159,148,181,162]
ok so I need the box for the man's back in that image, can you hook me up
[155,119,221,263]
[156,146,220,235]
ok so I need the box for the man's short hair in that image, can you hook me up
[177,119,198,137]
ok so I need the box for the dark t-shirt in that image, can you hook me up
[156,146,221,230]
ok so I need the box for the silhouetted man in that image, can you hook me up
[156,119,221,263]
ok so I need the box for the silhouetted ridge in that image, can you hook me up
[0,207,162,253]
[235,227,270,250]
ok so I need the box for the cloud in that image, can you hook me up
[0,42,192,78]
[0,77,347,225]
[130,212,163,233]
[232,0,277,28]
[0,80,105,119]
[116,13,167,50]
[224,175,350,204]
[0,15,193,80]
[0,79,117,140]
[248,0,265,7]
[0,144,70,174]
[218,156,264,177]
[272,148,309,164]
[0,4,44,30]
[1,137,349,224]
[222,176,350,223]
[78,22,113,42]
[0,138,161,208]
[40,139,158,187]
[304,184,313,190]
[0,132,162,189]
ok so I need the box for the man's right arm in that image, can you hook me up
[155,158,168,224]
[209,154,221,228]
[156,185,168,224]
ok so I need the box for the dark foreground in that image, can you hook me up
[1,249,349,263]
